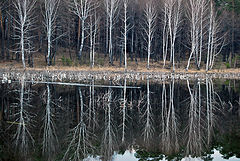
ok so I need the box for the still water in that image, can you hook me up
[0,74,239,161]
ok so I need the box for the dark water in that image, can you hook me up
[0,74,240,161]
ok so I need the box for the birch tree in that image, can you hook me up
[13,0,36,68]
[186,0,209,70]
[122,0,130,70]
[43,0,60,66]
[162,0,182,71]
[206,0,224,71]
[70,0,94,62]
[89,8,99,68]
[143,0,157,70]
[105,0,120,65]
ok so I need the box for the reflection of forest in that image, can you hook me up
[0,76,240,161]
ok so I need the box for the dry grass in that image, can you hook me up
[0,51,240,74]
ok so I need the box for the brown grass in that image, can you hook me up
[0,50,240,74]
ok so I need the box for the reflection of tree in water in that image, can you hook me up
[63,87,94,161]
[119,77,129,143]
[101,87,117,161]
[142,79,154,145]
[184,78,223,156]
[41,84,61,160]
[10,73,35,156]
[87,79,96,130]
[160,78,179,154]
[0,78,239,160]
[185,79,203,156]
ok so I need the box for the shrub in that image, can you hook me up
[61,56,73,66]
[65,58,73,66]
[61,56,66,66]
[225,62,230,69]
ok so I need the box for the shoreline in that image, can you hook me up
[0,67,240,81]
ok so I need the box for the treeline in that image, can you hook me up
[0,0,239,71]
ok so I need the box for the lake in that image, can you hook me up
[0,73,239,161]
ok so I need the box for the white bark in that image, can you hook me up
[71,0,94,62]
[43,0,60,66]
[89,8,99,68]
[123,0,128,70]
[162,0,182,71]
[186,0,208,70]
[105,0,120,64]
[143,0,157,70]
[206,0,225,71]
[13,0,36,68]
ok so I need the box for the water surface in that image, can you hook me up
[0,74,239,161]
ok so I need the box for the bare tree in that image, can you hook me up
[162,0,182,71]
[122,0,130,70]
[70,0,95,62]
[105,0,120,65]
[13,0,36,68]
[206,0,224,71]
[186,0,209,70]
[143,0,157,70]
[162,3,169,68]
[89,7,99,68]
[43,0,60,66]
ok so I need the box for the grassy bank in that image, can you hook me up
[0,52,239,74]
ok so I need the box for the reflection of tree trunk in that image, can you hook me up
[76,87,80,123]
[206,78,214,145]
[87,79,96,129]
[63,87,93,161]
[0,104,2,125]
[92,80,96,129]
[102,87,115,161]
[121,78,127,142]
[161,79,179,154]
[186,79,202,156]
[13,73,34,156]
[143,79,154,145]
[43,84,58,160]
[238,96,240,118]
